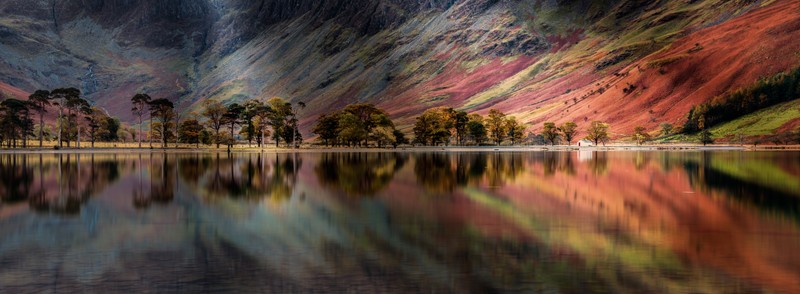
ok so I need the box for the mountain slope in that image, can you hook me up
[0,0,798,138]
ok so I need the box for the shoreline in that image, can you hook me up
[0,144,798,154]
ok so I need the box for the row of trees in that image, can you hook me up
[312,104,407,148]
[310,105,619,147]
[412,108,526,146]
[542,120,714,146]
[1,88,120,149]
[133,95,306,149]
[5,88,303,150]
[0,86,743,149]
[540,121,613,145]
[309,104,645,147]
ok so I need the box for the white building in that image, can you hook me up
[577,139,594,147]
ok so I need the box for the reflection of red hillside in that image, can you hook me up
[314,152,800,293]
[393,180,539,242]
[494,153,800,293]
[302,151,800,292]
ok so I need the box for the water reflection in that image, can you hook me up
[0,155,36,204]
[0,154,122,215]
[315,152,406,197]
[683,151,800,221]
[0,151,798,293]
[542,152,575,176]
[133,154,175,208]
[193,153,300,202]
[414,153,526,193]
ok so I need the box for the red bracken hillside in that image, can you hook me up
[513,0,800,137]
[0,82,28,101]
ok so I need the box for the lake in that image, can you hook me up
[0,151,798,293]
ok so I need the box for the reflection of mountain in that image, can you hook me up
[340,151,800,293]
[314,152,407,197]
[472,152,800,293]
[0,151,799,293]
[683,152,800,222]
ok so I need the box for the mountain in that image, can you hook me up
[1,0,799,137]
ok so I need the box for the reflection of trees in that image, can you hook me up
[633,152,652,170]
[249,153,300,202]
[188,153,301,202]
[588,152,609,175]
[484,153,525,188]
[414,153,457,193]
[413,153,526,193]
[542,152,575,176]
[457,153,488,187]
[150,154,175,203]
[25,154,120,215]
[315,152,407,197]
[0,155,35,204]
[206,153,242,198]
[658,152,677,172]
[178,155,211,185]
[134,153,176,209]
[134,154,147,208]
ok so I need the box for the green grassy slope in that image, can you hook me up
[661,99,800,142]
[710,99,800,137]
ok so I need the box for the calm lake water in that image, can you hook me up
[0,151,799,293]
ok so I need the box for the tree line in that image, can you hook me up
[311,104,624,147]
[412,108,525,146]
[134,95,306,149]
[312,104,407,148]
[1,86,732,149]
[1,88,120,149]
[310,105,529,147]
[0,87,308,150]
